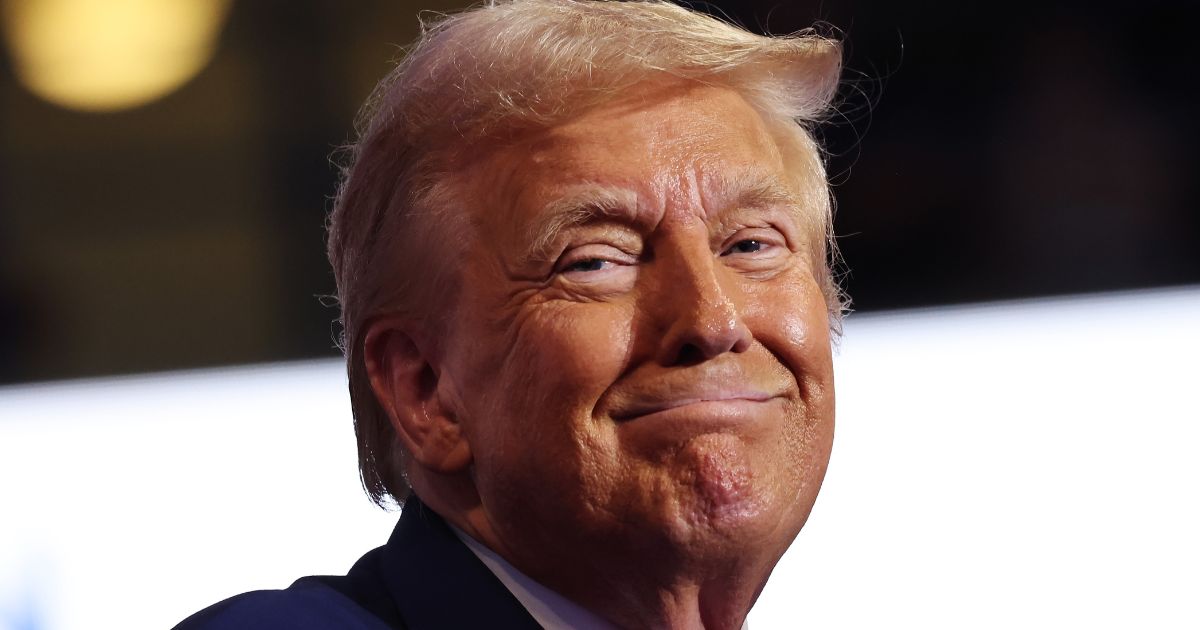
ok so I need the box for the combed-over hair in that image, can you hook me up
[327,0,844,506]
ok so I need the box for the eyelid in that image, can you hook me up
[722,207,807,248]
[553,243,638,275]
[551,244,640,295]
[719,226,787,254]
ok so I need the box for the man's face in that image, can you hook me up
[437,82,834,584]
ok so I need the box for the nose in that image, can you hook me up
[653,243,752,366]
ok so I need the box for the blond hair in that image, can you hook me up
[327,0,844,506]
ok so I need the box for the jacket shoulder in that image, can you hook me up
[172,577,400,630]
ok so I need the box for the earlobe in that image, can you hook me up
[362,316,472,474]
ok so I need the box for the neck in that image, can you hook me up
[411,474,780,629]
[537,541,769,630]
[598,582,756,630]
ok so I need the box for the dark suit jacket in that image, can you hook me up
[173,496,541,629]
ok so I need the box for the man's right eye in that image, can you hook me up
[563,258,610,273]
[551,242,640,291]
[554,243,636,276]
[552,246,640,293]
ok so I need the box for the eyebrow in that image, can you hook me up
[522,186,641,265]
[519,173,806,265]
[715,172,803,217]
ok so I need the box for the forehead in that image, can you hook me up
[456,82,814,245]
[527,84,787,201]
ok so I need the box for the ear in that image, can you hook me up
[362,315,472,475]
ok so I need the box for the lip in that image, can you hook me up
[611,388,779,421]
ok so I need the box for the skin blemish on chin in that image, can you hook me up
[675,434,760,525]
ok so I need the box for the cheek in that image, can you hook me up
[738,274,835,523]
[505,300,635,405]
[466,299,636,472]
[463,300,642,530]
[742,271,833,382]
[740,270,835,480]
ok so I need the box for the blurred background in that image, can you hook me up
[0,0,1196,384]
[1,0,1198,628]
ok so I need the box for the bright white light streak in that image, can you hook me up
[753,286,1200,629]
[0,362,396,630]
[1,286,1197,629]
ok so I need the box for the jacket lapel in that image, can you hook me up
[380,495,542,629]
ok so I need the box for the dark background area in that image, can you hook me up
[1,0,1196,384]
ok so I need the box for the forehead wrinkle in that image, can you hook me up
[522,185,642,264]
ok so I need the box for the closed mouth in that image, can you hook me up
[612,390,778,421]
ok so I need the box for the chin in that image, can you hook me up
[661,433,813,553]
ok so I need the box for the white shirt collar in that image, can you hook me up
[450,525,751,630]
[451,525,619,630]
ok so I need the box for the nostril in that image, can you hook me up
[672,342,707,367]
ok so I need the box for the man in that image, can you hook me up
[177,0,843,628]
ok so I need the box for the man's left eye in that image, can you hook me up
[722,239,766,255]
